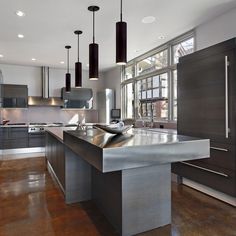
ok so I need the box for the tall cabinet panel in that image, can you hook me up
[172,38,236,197]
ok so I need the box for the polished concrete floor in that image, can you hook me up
[0,157,235,236]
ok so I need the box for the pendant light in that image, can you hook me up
[74,30,83,87]
[65,45,71,93]
[88,5,100,80]
[116,0,127,65]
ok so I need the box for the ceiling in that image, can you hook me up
[0,0,236,71]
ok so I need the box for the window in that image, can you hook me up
[121,32,195,121]
[122,83,134,118]
[123,65,134,81]
[137,49,168,76]
[136,73,168,121]
[172,37,194,64]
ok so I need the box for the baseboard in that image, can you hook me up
[1,148,45,160]
[182,177,236,207]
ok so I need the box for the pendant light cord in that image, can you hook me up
[120,0,123,22]
[93,11,95,43]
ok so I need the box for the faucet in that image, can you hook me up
[76,113,86,130]
[76,122,86,131]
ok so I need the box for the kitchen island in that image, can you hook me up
[45,127,209,236]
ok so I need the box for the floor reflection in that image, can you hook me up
[0,157,235,236]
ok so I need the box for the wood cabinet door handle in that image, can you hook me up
[210,146,228,152]
[225,56,229,138]
[180,162,229,178]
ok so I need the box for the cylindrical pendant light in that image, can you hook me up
[74,30,83,87]
[65,45,71,93]
[88,5,100,80]
[116,0,127,65]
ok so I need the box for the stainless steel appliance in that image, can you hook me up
[28,122,63,133]
[28,123,47,133]
[97,89,115,123]
[61,87,93,109]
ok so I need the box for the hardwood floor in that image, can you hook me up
[0,157,235,236]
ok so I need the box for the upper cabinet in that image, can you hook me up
[0,84,28,108]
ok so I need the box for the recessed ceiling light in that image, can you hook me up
[142,16,156,24]
[158,36,165,40]
[18,34,24,38]
[15,10,25,17]
[31,58,36,61]
[86,63,89,67]
[60,61,65,64]
[0,54,3,58]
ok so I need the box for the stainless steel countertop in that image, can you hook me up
[0,125,29,128]
[45,127,77,141]
[63,128,210,172]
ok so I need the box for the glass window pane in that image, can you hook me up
[160,73,168,87]
[153,100,168,121]
[161,87,168,98]
[123,83,133,118]
[173,70,177,100]
[124,65,133,80]
[160,73,168,98]
[153,88,159,98]
[142,91,146,99]
[153,75,159,87]
[147,77,152,89]
[173,37,194,64]
[138,92,141,99]
[147,103,152,117]
[147,90,152,98]
[141,79,146,90]
[137,49,168,76]
[173,70,177,120]
[142,103,147,117]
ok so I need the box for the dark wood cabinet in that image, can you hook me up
[0,127,28,149]
[0,127,46,149]
[28,133,45,147]
[45,132,65,190]
[173,38,236,197]
[0,84,28,108]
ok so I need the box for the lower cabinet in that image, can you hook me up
[172,142,236,197]
[0,127,29,149]
[45,133,65,190]
[28,133,46,147]
[0,127,46,149]
[3,139,28,149]
[172,161,236,196]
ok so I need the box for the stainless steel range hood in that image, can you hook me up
[42,66,49,98]
[61,87,93,109]
[28,66,63,107]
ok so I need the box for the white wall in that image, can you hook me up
[102,8,236,110]
[196,7,236,50]
[103,67,121,108]
[0,64,41,96]
[0,63,104,109]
